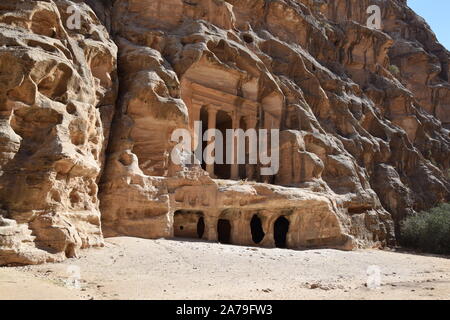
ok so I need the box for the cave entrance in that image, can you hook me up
[274,216,289,248]
[217,219,232,244]
[197,216,205,239]
[250,214,265,244]
[174,210,205,239]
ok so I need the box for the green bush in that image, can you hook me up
[388,64,400,75]
[400,203,450,254]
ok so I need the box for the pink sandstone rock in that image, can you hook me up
[0,0,449,265]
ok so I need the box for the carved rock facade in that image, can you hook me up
[1,0,450,265]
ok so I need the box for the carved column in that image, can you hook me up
[204,213,218,242]
[206,106,218,178]
[260,214,274,248]
[190,101,202,153]
[190,101,202,130]
[262,112,273,184]
[245,117,258,181]
[230,112,241,180]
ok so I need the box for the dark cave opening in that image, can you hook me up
[250,214,265,244]
[217,219,232,244]
[197,216,205,239]
[173,210,205,239]
[274,216,289,248]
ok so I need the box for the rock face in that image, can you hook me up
[0,0,117,265]
[1,0,450,265]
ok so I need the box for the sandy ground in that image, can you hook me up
[0,237,449,300]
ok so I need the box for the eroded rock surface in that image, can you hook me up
[1,0,450,265]
[0,0,117,265]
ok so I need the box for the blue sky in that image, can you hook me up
[408,0,450,50]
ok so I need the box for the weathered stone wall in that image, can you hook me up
[1,0,450,265]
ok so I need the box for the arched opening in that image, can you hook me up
[217,219,232,244]
[250,214,265,244]
[197,216,205,239]
[215,110,232,179]
[274,216,289,248]
[174,210,205,239]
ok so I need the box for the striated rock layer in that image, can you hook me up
[1,0,449,265]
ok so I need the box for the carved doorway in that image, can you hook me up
[217,219,232,244]
[250,214,265,244]
[197,216,205,239]
[274,216,289,248]
[215,110,232,179]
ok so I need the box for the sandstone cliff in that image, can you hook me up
[0,0,117,264]
[1,0,449,265]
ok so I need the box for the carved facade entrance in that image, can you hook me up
[181,76,282,181]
